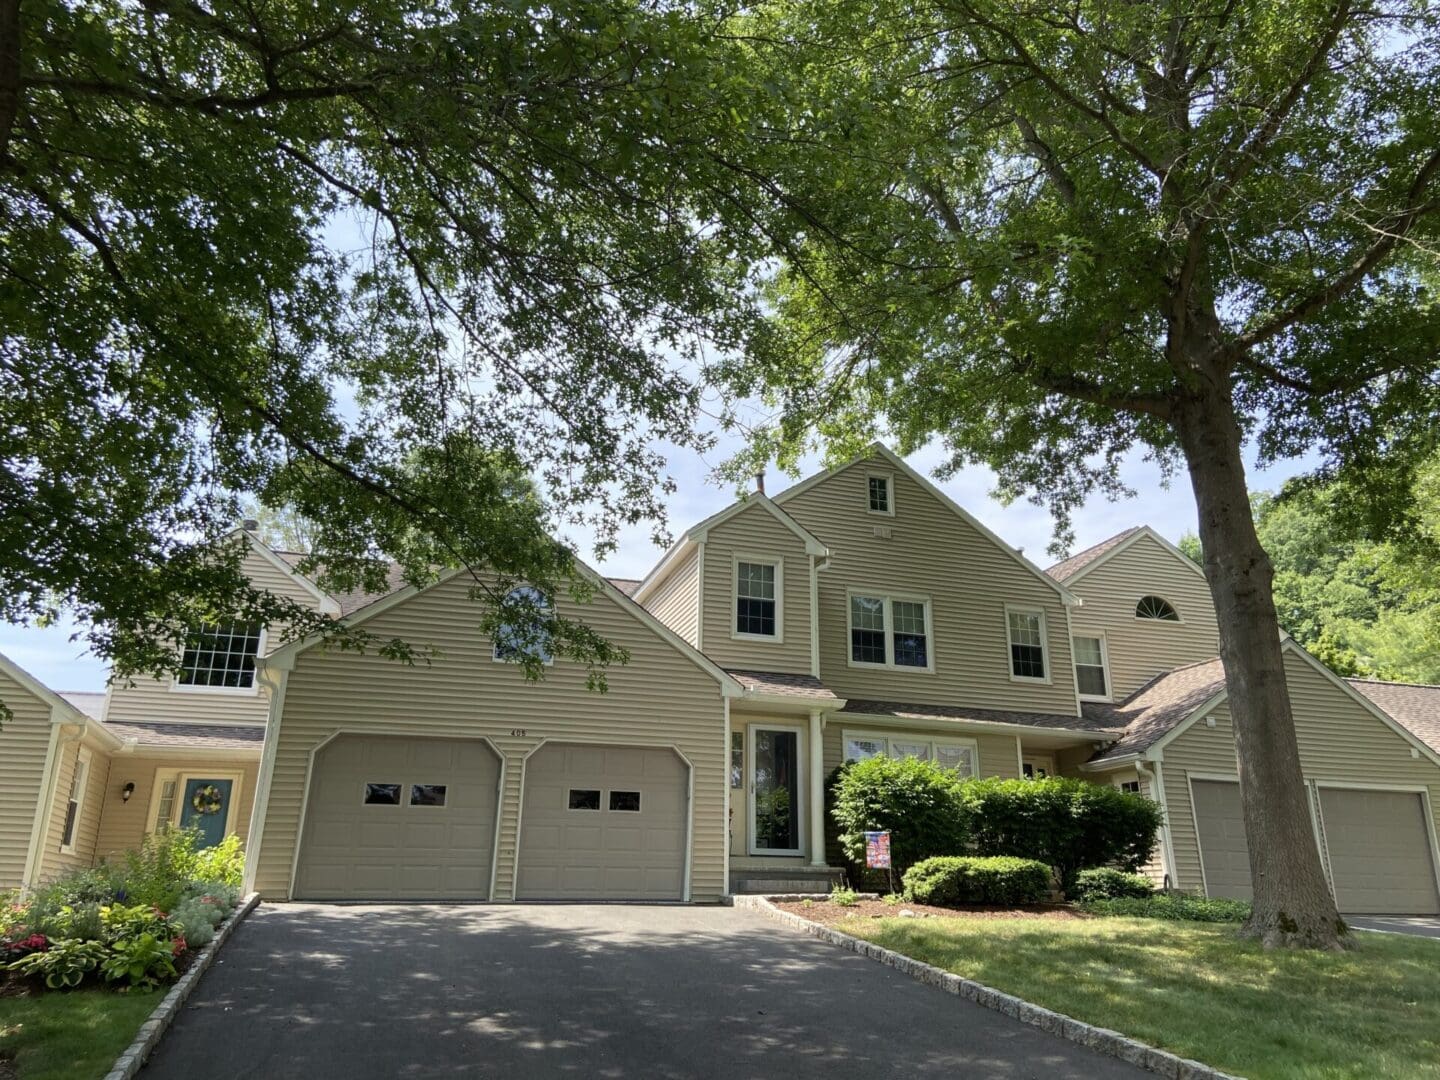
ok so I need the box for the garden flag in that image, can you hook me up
[865,830,891,869]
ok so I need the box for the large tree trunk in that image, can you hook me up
[1174,381,1349,950]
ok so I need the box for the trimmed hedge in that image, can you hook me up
[960,777,1163,894]
[1073,867,1155,902]
[830,756,970,876]
[902,856,1052,906]
[1082,895,1251,923]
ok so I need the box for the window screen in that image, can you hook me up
[850,595,887,664]
[735,561,778,636]
[1007,611,1046,679]
[1073,636,1108,696]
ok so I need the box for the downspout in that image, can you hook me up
[244,656,292,897]
[1135,758,1176,891]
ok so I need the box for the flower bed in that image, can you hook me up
[1,828,244,997]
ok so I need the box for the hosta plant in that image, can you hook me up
[8,938,106,989]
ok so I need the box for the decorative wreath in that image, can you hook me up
[190,784,224,815]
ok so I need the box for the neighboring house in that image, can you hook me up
[0,531,334,890]
[6,445,1440,915]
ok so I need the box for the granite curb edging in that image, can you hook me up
[733,894,1243,1080]
[102,892,261,1080]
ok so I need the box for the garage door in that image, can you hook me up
[1318,788,1440,915]
[516,743,688,900]
[295,735,501,900]
[1192,779,1253,900]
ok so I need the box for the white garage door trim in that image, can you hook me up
[288,729,506,900]
[516,737,694,902]
[1314,780,1440,913]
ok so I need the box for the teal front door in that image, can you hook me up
[181,778,234,849]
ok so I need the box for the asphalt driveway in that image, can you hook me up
[140,903,1145,1079]
[1349,915,1440,939]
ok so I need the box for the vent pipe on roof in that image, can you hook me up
[241,518,259,532]
[754,471,765,495]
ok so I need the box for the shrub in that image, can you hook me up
[830,885,859,907]
[902,856,1052,906]
[830,757,970,877]
[35,902,105,942]
[101,933,180,989]
[192,834,245,889]
[112,828,202,910]
[960,777,1163,894]
[7,938,107,989]
[1083,895,1251,923]
[1073,868,1155,902]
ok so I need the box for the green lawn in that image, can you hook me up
[0,988,162,1080]
[837,916,1440,1079]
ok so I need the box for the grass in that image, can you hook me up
[836,915,1440,1079]
[0,987,163,1080]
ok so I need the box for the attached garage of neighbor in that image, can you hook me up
[1187,777,1440,915]
[515,743,690,901]
[293,734,501,900]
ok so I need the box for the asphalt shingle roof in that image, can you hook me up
[1045,527,1142,582]
[1084,657,1227,762]
[607,578,642,597]
[726,670,841,701]
[103,721,266,751]
[1346,678,1440,755]
[59,691,106,720]
[839,698,1116,734]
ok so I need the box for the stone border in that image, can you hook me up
[103,892,261,1080]
[734,895,1242,1080]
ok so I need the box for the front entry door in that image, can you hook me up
[749,726,803,855]
[180,778,234,849]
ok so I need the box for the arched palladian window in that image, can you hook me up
[1135,595,1180,622]
[493,585,553,663]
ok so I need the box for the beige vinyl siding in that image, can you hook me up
[780,456,1078,713]
[1160,649,1440,894]
[0,671,54,887]
[1065,534,1220,699]
[92,757,261,864]
[36,735,112,879]
[105,546,326,727]
[699,503,813,674]
[253,574,728,901]
[645,547,700,647]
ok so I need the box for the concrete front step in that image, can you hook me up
[730,866,847,895]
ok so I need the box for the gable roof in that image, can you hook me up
[0,651,100,727]
[237,531,342,616]
[772,442,1079,606]
[1046,525,1205,586]
[271,550,411,616]
[261,558,744,698]
[104,720,265,751]
[632,492,827,605]
[1083,658,1228,763]
[1346,678,1440,756]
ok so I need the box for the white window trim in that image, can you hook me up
[170,625,268,696]
[845,588,935,673]
[865,470,895,517]
[1134,595,1185,624]
[59,747,92,853]
[491,585,556,666]
[731,552,785,644]
[1073,632,1112,703]
[841,729,980,778]
[565,788,603,811]
[1004,605,1051,685]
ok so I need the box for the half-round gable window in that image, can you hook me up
[1135,595,1180,622]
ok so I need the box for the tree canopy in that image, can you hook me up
[0,0,765,681]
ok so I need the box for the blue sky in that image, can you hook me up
[1,431,1316,693]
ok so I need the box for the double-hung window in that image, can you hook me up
[177,622,263,690]
[1073,635,1110,699]
[848,592,931,670]
[1006,608,1048,681]
[59,749,91,852]
[842,731,977,777]
[734,558,781,640]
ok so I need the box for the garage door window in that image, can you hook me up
[364,783,401,805]
[410,784,447,807]
[609,790,641,812]
[568,788,601,810]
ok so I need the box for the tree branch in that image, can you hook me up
[1014,354,1176,419]
[0,0,19,168]
[1013,114,1076,205]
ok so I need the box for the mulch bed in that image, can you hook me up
[772,899,1089,925]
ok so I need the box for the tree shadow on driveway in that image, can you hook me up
[140,903,1145,1079]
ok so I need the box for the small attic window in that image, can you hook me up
[867,473,893,515]
[1136,595,1180,622]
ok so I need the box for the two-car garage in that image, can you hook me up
[293,735,691,903]
[1191,778,1440,915]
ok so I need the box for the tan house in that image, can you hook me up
[6,445,1440,914]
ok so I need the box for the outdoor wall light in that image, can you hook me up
[121,781,136,802]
